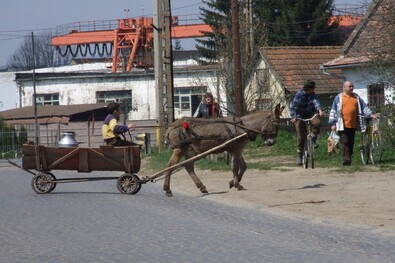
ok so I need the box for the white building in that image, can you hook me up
[321,0,394,112]
[0,71,18,111]
[6,51,226,147]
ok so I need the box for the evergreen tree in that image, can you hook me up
[196,0,341,111]
[196,0,232,64]
[254,0,341,46]
[197,0,340,61]
[197,0,267,111]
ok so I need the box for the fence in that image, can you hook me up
[0,129,58,159]
[0,124,153,159]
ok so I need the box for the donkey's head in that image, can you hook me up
[241,104,284,146]
[260,104,284,146]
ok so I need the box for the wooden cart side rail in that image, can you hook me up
[46,147,125,172]
[84,148,121,168]
[22,145,141,173]
[124,147,133,173]
[46,147,80,170]
[142,133,247,183]
[35,145,44,171]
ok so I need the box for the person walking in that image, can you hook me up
[196,92,222,119]
[102,102,138,146]
[290,80,324,166]
[328,80,375,166]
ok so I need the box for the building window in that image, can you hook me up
[96,90,132,113]
[36,93,59,105]
[368,83,384,112]
[173,86,207,117]
[257,68,269,90]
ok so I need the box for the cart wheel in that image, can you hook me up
[31,173,55,194]
[117,174,141,194]
[46,172,57,192]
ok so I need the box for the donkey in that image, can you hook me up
[163,104,284,197]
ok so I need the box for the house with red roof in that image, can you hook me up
[244,46,344,117]
[321,0,394,113]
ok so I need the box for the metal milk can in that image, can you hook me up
[58,131,78,147]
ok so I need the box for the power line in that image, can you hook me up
[0,27,57,34]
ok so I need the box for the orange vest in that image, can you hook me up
[342,93,358,129]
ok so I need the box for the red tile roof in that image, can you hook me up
[260,46,343,94]
[328,15,362,27]
[323,0,392,68]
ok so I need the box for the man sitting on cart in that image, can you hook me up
[102,102,138,146]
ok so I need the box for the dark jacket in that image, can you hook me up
[196,102,222,118]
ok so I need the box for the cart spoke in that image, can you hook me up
[31,173,55,194]
[117,174,141,194]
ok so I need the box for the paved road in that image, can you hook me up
[1,160,394,263]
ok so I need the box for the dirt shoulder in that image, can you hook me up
[140,159,395,234]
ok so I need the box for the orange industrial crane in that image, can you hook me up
[52,14,359,73]
[52,16,212,72]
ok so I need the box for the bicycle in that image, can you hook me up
[297,113,319,169]
[360,113,382,165]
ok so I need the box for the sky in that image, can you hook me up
[0,0,370,68]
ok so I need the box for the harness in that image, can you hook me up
[174,118,236,149]
[167,116,279,149]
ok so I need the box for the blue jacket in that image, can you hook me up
[328,92,373,132]
[290,89,322,119]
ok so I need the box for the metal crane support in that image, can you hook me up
[51,17,212,72]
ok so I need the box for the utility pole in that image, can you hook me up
[246,0,253,56]
[231,0,244,116]
[153,0,174,152]
[32,32,40,145]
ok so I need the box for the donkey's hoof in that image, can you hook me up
[229,180,234,189]
[165,190,173,197]
[237,185,247,191]
[200,186,208,194]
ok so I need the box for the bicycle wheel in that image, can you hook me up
[308,136,314,169]
[360,132,369,165]
[303,138,309,169]
[370,130,382,165]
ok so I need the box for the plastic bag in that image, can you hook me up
[327,131,340,155]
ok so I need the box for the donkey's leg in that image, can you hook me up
[229,153,236,189]
[230,153,247,191]
[236,155,247,190]
[184,149,208,194]
[230,153,240,189]
[163,148,183,197]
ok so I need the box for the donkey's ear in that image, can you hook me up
[275,104,285,118]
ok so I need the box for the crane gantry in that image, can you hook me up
[52,16,212,72]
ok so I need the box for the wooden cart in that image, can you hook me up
[18,133,247,195]
[22,144,142,194]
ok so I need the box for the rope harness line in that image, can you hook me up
[167,116,279,149]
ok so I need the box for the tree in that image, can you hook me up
[6,32,71,70]
[197,0,341,111]
[254,0,341,46]
[363,0,395,147]
[197,0,267,112]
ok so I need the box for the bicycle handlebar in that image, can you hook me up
[295,113,319,122]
